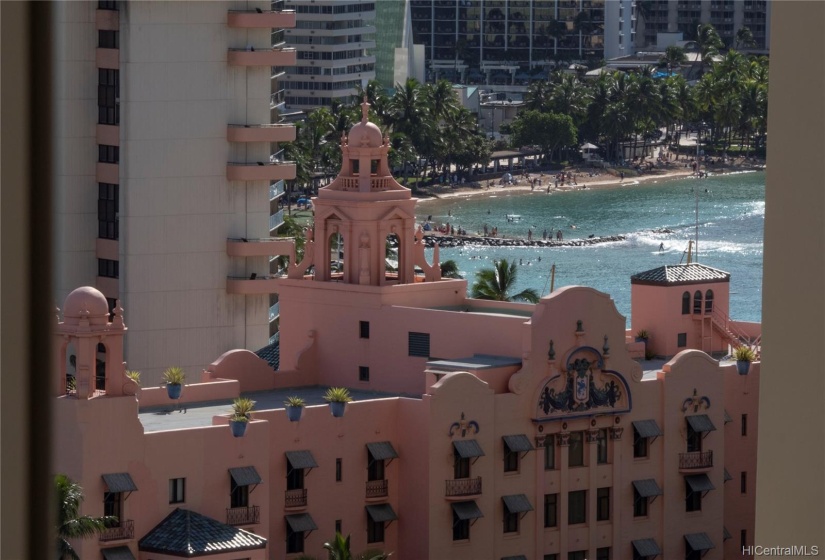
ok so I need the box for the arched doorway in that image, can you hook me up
[682,291,691,314]
[693,290,703,314]
[705,290,714,313]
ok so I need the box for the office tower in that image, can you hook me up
[54,0,297,385]
[283,0,376,110]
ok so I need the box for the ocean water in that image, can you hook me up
[416,171,765,326]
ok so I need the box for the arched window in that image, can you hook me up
[705,290,714,313]
[385,234,400,281]
[693,290,703,314]
[66,342,77,394]
[682,291,691,314]
[329,232,344,280]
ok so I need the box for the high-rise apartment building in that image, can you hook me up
[54,0,297,386]
[638,0,771,51]
[282,0,376,110]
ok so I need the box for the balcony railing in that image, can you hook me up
[445,477,482,497]
[366,479,388,499]
[270,209,285,232]
[269,331,281,345]
[679,450,713,469]
[226,505,260,525]
[270,180,286,201]
[99,519,134,541]
[285,488,307,508]
[269,302,280,322]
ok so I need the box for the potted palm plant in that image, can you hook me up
[162,366,185,399]
[284,396,305,422]
[323,387,352,418]
[229,397,255,437]
[635,329,649,344]
[733,346,757,375]
[126,370,141,386]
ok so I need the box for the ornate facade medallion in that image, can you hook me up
[682,388,711,413]
[449,412,479,438]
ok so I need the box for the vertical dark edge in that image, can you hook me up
[29,1,55,558]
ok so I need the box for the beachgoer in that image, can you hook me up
[659,242,665,252]
[543,229,548,240]
[528,229,533,241]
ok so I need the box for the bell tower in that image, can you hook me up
[309,97,423,286]
[55,286,130,398]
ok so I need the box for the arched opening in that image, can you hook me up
[385,234,400,282]
[329,232,344,281]
[66,342,77,394]
[693,290,703,314]
[96,342,107,392]
[682,291,691,314]
[705,290,714,313]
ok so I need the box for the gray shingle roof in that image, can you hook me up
[631,263,730,286]
[138,508,266,557]
[254,341,279,371]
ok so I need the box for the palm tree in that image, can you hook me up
[696,23,724,66]
[660,45,687,76]
[734,26,756,50]
[323,532,392,560]
[56,474,117,560]
[440,260,463,279]
[471,259,540,303]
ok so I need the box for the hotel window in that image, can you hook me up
[98,30,119,49]
[568,552,586,560]
[693,290,703,313]
[597,429,608,464]
[741,530,747,549]
[705,290,714,312]
[544,435,556,470]
[98,183,119,240]
[568,431,584,467]
[169,478,185,504]
[503,506,519,533]
[544,493,558,528]
[367,515,385,543]
[335,519,342,534]
[98,258,119,279]
[741,414,748,436]
[286,523,304,553]
[454,448,470,479]
[596,548,611,560]
[740,471,747,493]
[503,441,519,473]
[335,458,342,482]
[98,0,117,10]
[677,332,687,347]
[633,487,648,517]
[685,482,702,512]
[103,490,123,522]
[633,426,649,458]
[686,421,702,453]
[596,487,610,521]
[286,462,304,491]
[452,511,469,541]
[568,490,586,524]
[99,144,119,164]
[367,452,384,482]
[359,366,369,382]
[230,478,249,508]
[682,291,691,314]
[408,332,430,357]
[359,320,370,338]
[98,69,119,125]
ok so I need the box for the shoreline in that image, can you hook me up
[415,159,766,202]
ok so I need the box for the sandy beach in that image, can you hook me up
[416,156,766,200]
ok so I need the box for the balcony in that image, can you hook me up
[269,209,285,232]
[228,9,296,29]
[445,477,482,498]
[226,237,295,258]
[270,180,286,201]
[679,450,713,471]
[226,505,260,525]
[285,488,307,508]
[228,47,297,67]
[226,275,280,295]
[269,302,280,322]
[99,519,134,542]
[366,479,389,499]
[227,124,296,143]
[226,162,296,182]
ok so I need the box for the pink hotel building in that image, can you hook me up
[55,104,761,560]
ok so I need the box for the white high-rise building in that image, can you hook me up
[54,0,297,385]
[283,0,376,110]
[604,0,638,59]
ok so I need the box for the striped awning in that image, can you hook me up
[632,539,662,557]
[285,450,318,469]
[685,532,715,551]
[687,414,716,433]
[686,474,715,492]
[452,500,484,520]
[633,479,663,498]
[365,504,398,522]
[367,441,399,461]
[229,466,261,487]
[632,419,663,438]
[453,439,485,459]
[102,473,137,493]
[101,546,137,560]
[502,494,533,513]
[502,434,534,453]
[285,513,317,532]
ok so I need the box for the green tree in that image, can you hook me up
[471,259,540,303]
[510,110,576,162]
[440,260,463,279]
[696,23,724,66]
[56,474,117,560]
[322,532,392,560]
[734,26,756,50]
[660,45,687,76]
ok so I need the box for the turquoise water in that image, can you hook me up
[416,171,765,325]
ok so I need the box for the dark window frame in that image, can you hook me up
[98,144,119,163]
[452,511,469,541]
[335,458,342,482]
[359,366,369,382]
[633,487,648,517]
[544,435,555,470]
[230,478,249,508]
[98,258,119,279]
[741,471,747,494]
[596,547,611,560]
[286,461,305,491]
[596,429,608,464]
[544,493,558,528]
[98,182,119,240]
[359,320,370,339]
[685,482,702,512]
[169,478,185,504]
[98,29,119,49]
[568,490,586,524]
[503,506,519,533]
[677,332,688,347]
[367,515,385,543]
[286,523,305,553]
[503,441,519,473]
[742,413,748,436]
[633,426,649,458]
[596,487,610,521]
[682,291,691,314]
[408,331,431,357]
[568,431,585,467]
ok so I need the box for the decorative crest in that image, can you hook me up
[681,388,711,413]
[449,412,479,437]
